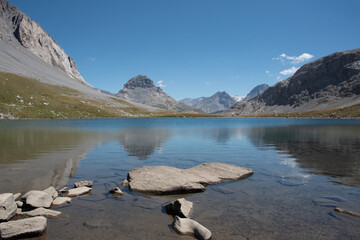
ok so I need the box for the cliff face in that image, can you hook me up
[243,84,269,101]
[117,75,197,112]
[225,49,360,116]
[180,91,236,114]
[0,0,86,84]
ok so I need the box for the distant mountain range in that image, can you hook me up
[225,49,360,116]
[116,75,197,112]
[180,91,236,114]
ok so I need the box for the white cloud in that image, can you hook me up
[273,53,314,65]
[156,80,166,88]
[277,76,282,81]
[89,57,96,62]
[280,66,299,75]
[205,81,211,85]
[265,70,271,74]
[230,75,240,79]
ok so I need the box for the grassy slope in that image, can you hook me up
[0,72,217,119]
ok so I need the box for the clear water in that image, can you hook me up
[0,118,360,240]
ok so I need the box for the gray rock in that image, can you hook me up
[13,193,21,200]
[165,198,193,218]
[66,187,91,197]
[172,216,212,240]
[17,207,61,218]
[0,193,17,221]
[109,187,123,195]
[74,181,93,188]
[15,201,23,208]
[59,187,69,193]
[0,216,46,239]
[22,190,53,208]
[243,84,270,101]
[52,197,71,206]
[43,186,58,199]
[128,162,253,195]
[121,179,129,188]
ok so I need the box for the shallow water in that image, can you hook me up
[0,118,360,239]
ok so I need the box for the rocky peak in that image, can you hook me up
[243,84,269,101]
[123,75,156,89]
[0,0,87,85]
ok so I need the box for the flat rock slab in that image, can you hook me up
[0,216,46,239]
[172,216,212,240]
[52,197,72,206]
[22,190,53,208]
[128,162,253,195]
[74,181,93,188]
[17,207,61,218]
[43,186,58,199]
[0,193,17,222]
[65,187,92,197]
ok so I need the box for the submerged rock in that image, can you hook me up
[0,216,46,239]
[172,216,212,240]
[66,187,92,197]
[74,181,93,188]
[128,162,253,195]
[43,186,58,199]
[334,208,360,218]
[0,193,17,221]
[18,207,61,218]
[52,197,72,206]
[313,196,346,207]
[165,198,193,218]
[121,179,129,188]
[109,187,123,195]
[21,190,53,208]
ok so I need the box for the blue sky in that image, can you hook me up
[9,0,360,100]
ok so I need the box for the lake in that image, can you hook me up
[0,118,360,240]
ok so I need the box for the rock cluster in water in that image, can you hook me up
[0,180,92,239]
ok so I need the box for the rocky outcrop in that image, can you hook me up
[127,162,253,195]
[172,216,212,240]
[243,84,269,101]
[0,216,47,239]
[180,91,236,113]
[117,75,197,112]
[225,49,360,116]
[0,193,17,221]
[0,0,86,84]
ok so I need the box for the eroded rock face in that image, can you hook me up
[0,193,17,221]
[0,216,46,239]
[0,0,87,84]
[128,162,253,195]
[165,198,193,218]
[172,216,212,240]
[21,190,53,208]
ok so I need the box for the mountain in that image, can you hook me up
[232,95,245,102]
[225,49,360,116]
[179,91,236,113]
[243,84,269,101]
[116,75,196,112]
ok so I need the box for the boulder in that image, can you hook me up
[165,198,193,218]
[52,197,72,206]
[128,162,253,195]
[13,193,21,200]
[172,216,212,240]
[0,193,17,221]
[17,207,61,218]
[66,187,91,197]
[74,181,93,188]
[21,190,53,208]
[0,216,46,239]
[43,186,58,199]
[15,201,23,208]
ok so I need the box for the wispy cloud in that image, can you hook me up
[230,75,240,80]
[89,57,96,62]
[157,80,166,88]
[265,70,273,77]
[280,66,299,75]
[205,81,211,85]
[273,53,314,65]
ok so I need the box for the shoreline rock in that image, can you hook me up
[165,198,193,218]
[128,162,253,195]
[0,193,17,222]
[74,181,93,188]
[172,216,212,240]
[0,216,47,239]
[52,197,72,206]
[21,190,53,208]
[17,207,61,218]
[65,187,92,197]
